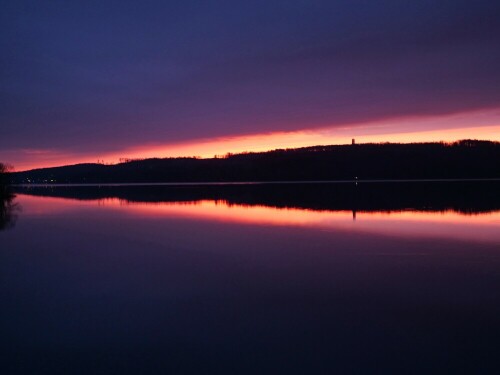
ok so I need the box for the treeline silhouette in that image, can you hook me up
[14,180,500,214]
[9,140,500,184]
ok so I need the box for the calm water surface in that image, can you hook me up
[1,182,500,374]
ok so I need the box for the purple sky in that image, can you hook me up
[1,0,500,169]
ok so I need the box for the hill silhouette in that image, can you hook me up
[8,140,500,184]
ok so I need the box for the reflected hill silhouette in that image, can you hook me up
[13,181,500,214]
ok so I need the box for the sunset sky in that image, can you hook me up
[2,0,500,171]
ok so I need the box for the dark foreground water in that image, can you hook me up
[1,182,500,374]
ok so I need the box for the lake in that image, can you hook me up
[1,182,500,374]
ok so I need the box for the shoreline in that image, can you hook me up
[11,178,500,188]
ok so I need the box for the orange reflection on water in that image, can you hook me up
[17,194,500,244]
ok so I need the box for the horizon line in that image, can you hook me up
[9,138,499,173]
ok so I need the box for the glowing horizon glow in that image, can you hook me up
[8,109,500,171]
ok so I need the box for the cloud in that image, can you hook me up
[1,0,500,159]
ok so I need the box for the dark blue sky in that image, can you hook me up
[1,0,500,168]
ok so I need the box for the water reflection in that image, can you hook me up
[2,182,500,374]
[12,181,500,243]
[0,191,18,231]
[14,180,500,213]
[15,194,500,244]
